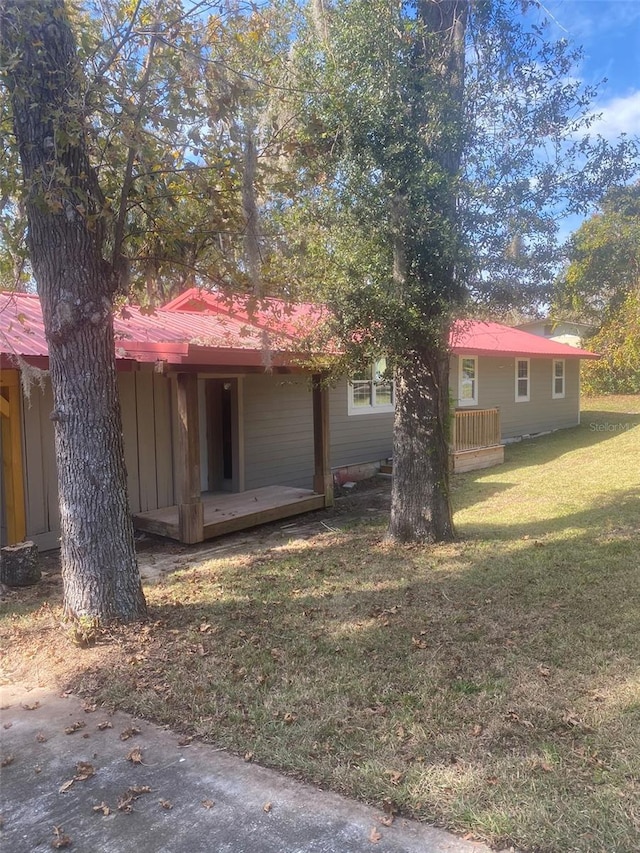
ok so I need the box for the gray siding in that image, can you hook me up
[22,380,59,550]
[329,379,394,469]
[450,355,580,439]
[119,369,174,513]
[242,375,315,490]
[22,370,175,549]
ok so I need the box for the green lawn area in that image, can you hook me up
[3,395,640,852]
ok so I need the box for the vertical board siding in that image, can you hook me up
[135,371,157,512]
[328,380,394,469]
[243,375,315,490]
[118,372,141,513]
[153,373,174,507]
[21,371,175,548]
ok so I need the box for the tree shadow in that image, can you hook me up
[34,484,639,851]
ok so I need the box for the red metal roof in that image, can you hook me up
[450,320,598,359]
[1,291,598,369]
[0,291,303,369]
[163,287,327,339]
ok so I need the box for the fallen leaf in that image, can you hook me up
[22,701,40,711]
[3,722,12,730]
[83,703,97,713]
[51,826,72,848]
[388,770,404,786]
[283,712,298,725]
[199,623,212,633]
[1,755,14,768]
[369,826,382,843]
[177,735,193,747]
[93,802,111,816]
[118,785,151,812]
[65,721,86,735]
[379,814,394,827]
[59,779,75,794]
[471,724,483,737]
[244,751,254,762]
[537,664,551,678]
[126,747,143,764]
[36,732,48,743]
[120,726,141,741]
[411,635,428,649]
[201,799,215,809]
[96,721,112,731]
[74,762,95,781]
[159,799,173,810]
[263,802,272,813]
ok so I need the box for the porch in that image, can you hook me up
[133,485,326,542]
[451,407,504,473]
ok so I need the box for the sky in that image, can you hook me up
[543,0,640,142]
[539,0,640,241]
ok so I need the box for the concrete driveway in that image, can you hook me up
[1,683,499,853]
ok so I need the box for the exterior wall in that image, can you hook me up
[119,368,174,513]
[328,378,394,470]
[21,379,59,550]
[242,374,315,490]
[450,355,581,440]
[21,369,175,550]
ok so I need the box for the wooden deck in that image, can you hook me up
[133,485,325,542]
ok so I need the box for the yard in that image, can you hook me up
[2,395,639,852]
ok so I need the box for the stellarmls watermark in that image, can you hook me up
[589,421,634,432]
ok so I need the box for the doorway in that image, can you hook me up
[205,379,240,492]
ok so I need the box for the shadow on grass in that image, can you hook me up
[46,485,640,853]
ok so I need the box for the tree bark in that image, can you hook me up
[387,0,468,544]
[1,0,146,621]
[388,344,454,543]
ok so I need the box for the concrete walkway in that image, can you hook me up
[1,684,497,853]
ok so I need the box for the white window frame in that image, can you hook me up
[458,356,478,407]
[515,358,530,402]
[552,359,565,399]
[347,358,395,415]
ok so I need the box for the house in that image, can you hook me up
[516,318,595,349]
[0,290,597,549]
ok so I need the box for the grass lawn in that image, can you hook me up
[2,395,640,852]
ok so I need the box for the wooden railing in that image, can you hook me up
[453,408,501,452]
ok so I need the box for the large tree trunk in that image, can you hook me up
[1,0,146,621]
[388,345,454,543]
[387,0,468,544]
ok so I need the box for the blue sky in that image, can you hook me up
[543,0,640,141]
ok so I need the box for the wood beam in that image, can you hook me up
[312,374,334,508]
[175,372,204,544]
[0,370,26,544]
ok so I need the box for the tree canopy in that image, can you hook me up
[555,183,640,394]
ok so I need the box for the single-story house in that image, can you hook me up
[0,290,597,549]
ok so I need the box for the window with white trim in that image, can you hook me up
[348,358,395,415]
[458,356,478,406]
[552,359,565,399]
[515,358,530,402]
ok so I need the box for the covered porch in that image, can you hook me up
[135,371,334,545]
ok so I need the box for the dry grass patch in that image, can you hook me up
[2,395,640,852]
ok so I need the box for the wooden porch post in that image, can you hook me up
[176,373,204,544]
[0,370,27,544]
[312,374,334,508]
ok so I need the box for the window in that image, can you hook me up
[515,358,530,402]
[348,358,395,415]
[552,359,565,399]
[458,356,478,406]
